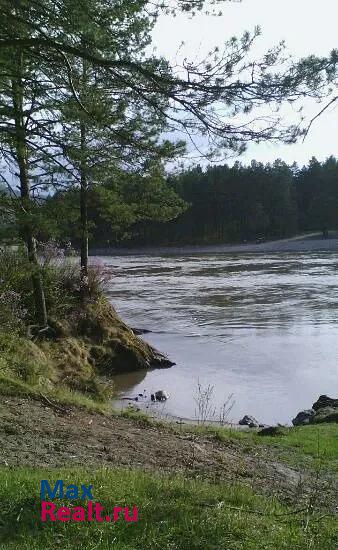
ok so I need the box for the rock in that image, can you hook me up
[312,395,338,411]
[258,426,287,437]
[239,415,259,427]
[312,407,338,424]
[151,351,176,368]
[292,409,314,426]
[131,328,152,335]
[155,390,170,402]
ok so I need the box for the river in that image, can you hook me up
[97,252,338,425]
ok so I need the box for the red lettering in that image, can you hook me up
[124,506,138,522]
[88,501,93,521]
[72,506,86,522]
[57,506,71,522]
[94,503,104,522]
[41,501,56,521]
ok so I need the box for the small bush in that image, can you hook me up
[0,243,114,333]
[85,260,112,299]
[0,290,27,332]
[0,332,53,387]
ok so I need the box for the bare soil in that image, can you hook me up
[0,397,336,511]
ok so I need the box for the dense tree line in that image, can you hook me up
[86,156,338,246]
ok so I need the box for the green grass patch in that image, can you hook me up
[0,329,114,414]
[0,373,110,415]
[0,467,336,550]
[186,423,338,472]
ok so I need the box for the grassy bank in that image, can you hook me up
[187,423,338,473]
[0,298,160,412]
[0,247,173,413]
[0,467,336,550]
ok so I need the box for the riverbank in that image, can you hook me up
[0,294,174,415]
[91,232,338,255]
[1,395,337,495]
[0,395,337,549]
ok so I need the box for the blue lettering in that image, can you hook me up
[40,480,63,500]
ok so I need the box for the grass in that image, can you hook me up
[0,467,336,550]
[0,373,111,415]
[181,423,338,473]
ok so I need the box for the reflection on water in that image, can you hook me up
[111,370,147,393]
[96,253,338,425]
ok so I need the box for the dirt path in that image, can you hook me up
[1,397,336,510]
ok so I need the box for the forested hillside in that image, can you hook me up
[83,156,338,246]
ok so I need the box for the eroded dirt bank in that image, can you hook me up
[1,396,336,511]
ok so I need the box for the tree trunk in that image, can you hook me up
[80,120,89,296]
[11,50,48,328]
[79,57,89,296]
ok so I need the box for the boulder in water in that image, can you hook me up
[155,390,170,402]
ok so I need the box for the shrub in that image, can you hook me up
[0,247,33,329]
[0,244,113,333]
[86,260,112,299]
[0,290,27,332]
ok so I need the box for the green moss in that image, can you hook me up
[0,298,166,412]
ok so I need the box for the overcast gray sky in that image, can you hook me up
[153,0,338,167]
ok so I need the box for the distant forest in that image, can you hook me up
[90,156,338,247]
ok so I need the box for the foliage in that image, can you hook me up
[0,247,34,326]
[44,168,188,244]
[164,160,297,244]
[0,245,111,331]
[101,156,338,246]
[296,156,338,231]
[0,290,27,332]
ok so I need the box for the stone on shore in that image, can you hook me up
[292,409,315,426]
[312,395,338,411]
[292,395,338,425]
[239,415,259,428]
[311,406,338,424]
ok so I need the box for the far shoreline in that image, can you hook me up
[90,232,338,256]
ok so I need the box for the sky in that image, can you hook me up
[152,0,338,167]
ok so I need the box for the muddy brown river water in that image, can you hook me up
[96,252,338,425]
